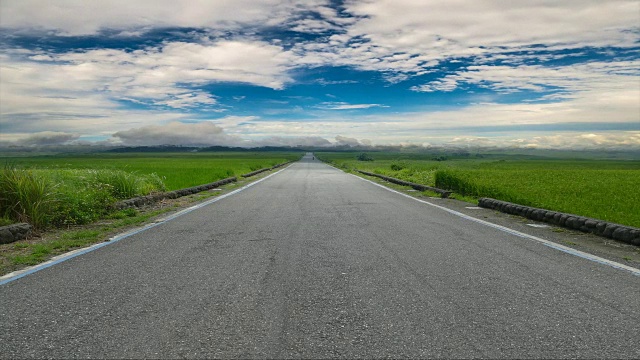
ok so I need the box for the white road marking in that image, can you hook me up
[527,224,551,228]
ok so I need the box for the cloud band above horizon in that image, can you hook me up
[1,0,638,150]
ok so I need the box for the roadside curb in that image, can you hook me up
[241,161,294,178]
[113,161,295,210]
[113,177,237,210]
[356,170,452,198]
[479,198,640,246]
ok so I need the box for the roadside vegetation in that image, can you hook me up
[317,151,640,228]
[1,152,300,228]
[0,151,301,275]
[0,167,166,228]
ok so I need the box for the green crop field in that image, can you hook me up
[1,151,302,228]
[317,151,640,228]
[5,151,302,190]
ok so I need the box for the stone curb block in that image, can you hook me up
[112,177,238,210]
[357,170,452,198]
[241,161,293,178]
[478,198,640,246]
[0,223,33,245]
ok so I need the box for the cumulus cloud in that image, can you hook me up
[0,40,295,139]
[1,40,294,117]
[288,0,640,82]
[111,121,246,147]
[254,136,332,147]
[0,0,327,35]
[343,0,638,62]
[52,40,294,91]
[442,132,640,151]
[517,132,640,150]
[412,61,640,96]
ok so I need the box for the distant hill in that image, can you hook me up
[107,145,199,153]
[107,145,303,153]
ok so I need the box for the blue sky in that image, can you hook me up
[1,0,639,149]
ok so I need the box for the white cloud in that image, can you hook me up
[1,1,638,151]
[293,0,640,77]
[2,1,638,81]
[412,61,640,96]
[111,121,246,147]
[317,102,388,110]
[153,91,218,109]
[316,78,359,86]
[343,0,639,56]
[290,19,341,34]
[520,132,640,150]
[442,132,640,151]
[52,40,295,91]
[253,136,333,147]
[410,78,459,93]
[0,0,328,36]
[0,40,296,139]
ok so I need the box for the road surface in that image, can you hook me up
[1,154,639,358]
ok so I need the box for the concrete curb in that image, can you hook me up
[114,160,295,210]
[0,223,33,244]
[112,177,237,210]
[478,198,640,246]
[241,161,294,178]
[356,170,452,198]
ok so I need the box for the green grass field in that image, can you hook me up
[6,151,301,190]
[317,151,640,228]
[1,151,302,228]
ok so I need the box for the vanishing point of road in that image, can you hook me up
[1,154,639,358]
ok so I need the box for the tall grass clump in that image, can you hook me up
[435,169,529,205]
[0,167,167,229]
[93,170,140,198]
[51,169,166,226]
[0,167,57,228]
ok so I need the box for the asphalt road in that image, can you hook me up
[1,154,639,358]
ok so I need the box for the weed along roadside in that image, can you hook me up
[0,159,296,276]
